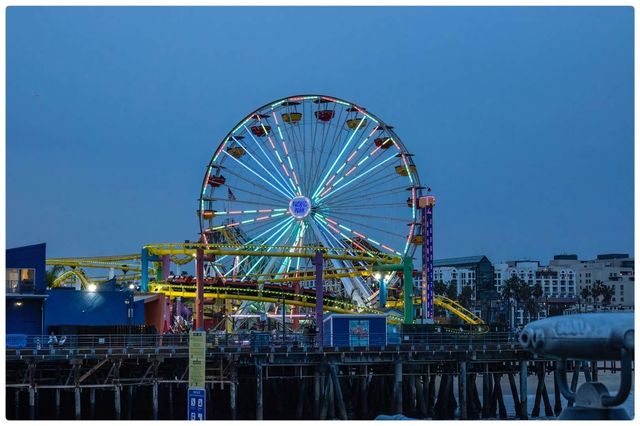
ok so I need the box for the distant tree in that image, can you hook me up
[579,287,591,312]
[434,280,447,296]
[459,285,474,308]
[591,280,605,308]
[45,265,65,288]
[601,285,614,307]
[445,282,458,300]
[531,283,543,299]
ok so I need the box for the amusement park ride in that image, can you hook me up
[47,95,484,332]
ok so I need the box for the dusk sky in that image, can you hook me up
[6,7,634,263]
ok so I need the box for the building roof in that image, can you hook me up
[434,256,489,267]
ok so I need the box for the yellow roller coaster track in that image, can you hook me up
[144,243,400,264]
[386,295,485,325]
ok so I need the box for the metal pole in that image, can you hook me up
[313,251,324,349]
[195,248,204,331]
[282,295,286,343]
[162,254,171,281]
[74,387,81,420]
[379,276,387,309]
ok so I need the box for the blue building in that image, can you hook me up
[6,243,48,335]
[323,314,387,347]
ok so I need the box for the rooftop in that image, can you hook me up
[434,256,489,267]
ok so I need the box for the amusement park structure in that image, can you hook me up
[46,95,484,332]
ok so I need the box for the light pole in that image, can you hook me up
[281,294,286,343]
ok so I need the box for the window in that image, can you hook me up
[6,268,35,293]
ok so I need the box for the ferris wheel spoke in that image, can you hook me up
[316,152,399,203]
[306,103,340,192]
[276,104,306,195]
[220,153,293,200]
[318,214,403,256]
[201,196,286,210]
[324,212,407,239]
[240,125,297,197]
[312,214,374,257]
[313,214,379,256]
[314,127,380,200]
[230,220,297,278]
[311,115,372,200]
[222,182,287,206]
[215,216,295,263]
[220,218,294,277]
[269,111,305,195]
[241,220,299,279]
[228,136,296,198]
[307,106,346,197]
[323,174,406,207]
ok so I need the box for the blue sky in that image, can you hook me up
[6,7,634,263]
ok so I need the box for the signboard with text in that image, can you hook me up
[189,331,206,388]
[187,388,206,420]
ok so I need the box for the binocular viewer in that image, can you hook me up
[520,313,633,420]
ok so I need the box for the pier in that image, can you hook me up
[5,331,613,420]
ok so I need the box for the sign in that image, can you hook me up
[187,388,206,420]
[349,319,370,346]
[288,196,311,219]
[189,331,206,388]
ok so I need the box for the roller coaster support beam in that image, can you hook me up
[141,248,160,292]
[141,248,149,292]
[195,248,205,331]
[374,257,414,324]
[312,251,324,349]
[161,255,171,281]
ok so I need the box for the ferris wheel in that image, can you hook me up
[198,95,421,306]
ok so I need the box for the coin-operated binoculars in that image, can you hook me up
[520,313,633,420]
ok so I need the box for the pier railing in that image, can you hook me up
[6,331,520,356]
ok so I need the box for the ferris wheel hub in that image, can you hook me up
[289,196,312,220]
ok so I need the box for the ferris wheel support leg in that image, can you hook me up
[141,248,149,292]
[195,248,205,331]
[313,251,324,349]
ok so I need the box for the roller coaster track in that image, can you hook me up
[148,283,485,327]
[148,283,404,322]
[386,296,485,326]
[51,270,92,289]
[144,243,400,264]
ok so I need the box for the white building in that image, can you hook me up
[550,254,634,309]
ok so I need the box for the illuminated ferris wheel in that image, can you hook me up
[198,95,421,306]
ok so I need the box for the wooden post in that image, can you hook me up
[314,369,321,418]
[90,388,96,419]
[493,374,507,419]
[168,384,174,420]
[55,388,61,420]
[126,385,131,419]
[519,360,528,420]
[328,369,335,419]
[320,369,329,420]
[152,382,159,420]
[416,375,426,418]
[427,374,436,417]
[230,366,238,420]
[74,387,81,420]
[508,372,521,418]
[360,366,369,418]
[114,386,121,420]
[256,363,263,420]
[482,372,490,418]
[330,364,348,420]
[29,387,36,420]
[394,360,403,414]
[459,361,467,419]
[408,373,416,416]
[553,365,562,416]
